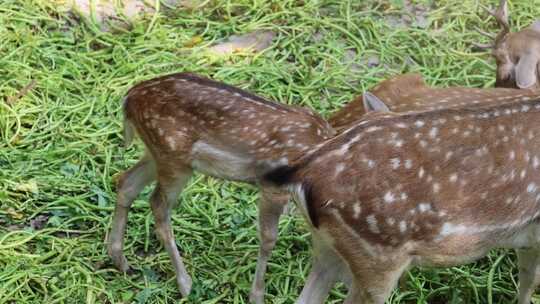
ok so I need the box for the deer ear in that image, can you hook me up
[363,92,390,113]
[516,54,539,89]
[529,20,540,32]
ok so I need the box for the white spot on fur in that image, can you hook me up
[390,158,401,169]
[165,136,177,150]
[418,167,425,178]
[429,127,438,138]
[366,214,380,234]
[366,126,382,133]
[384,191,395,204]
[528,183,538,193]
[399,221,407,233]
[353,203,362,219]
[404,159,413,169]
[335,163,346,175]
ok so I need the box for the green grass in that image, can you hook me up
[2,0,540,303]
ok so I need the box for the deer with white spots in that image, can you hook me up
[107,72,337,302]
[329,73,540,132]
[476,0,540,90]
[263,91,540,304]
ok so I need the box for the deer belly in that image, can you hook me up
[413,224,540,267]
[190,141,257,182]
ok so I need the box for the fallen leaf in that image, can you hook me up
[7,208,24,220]
[30,215,49,230]
[208,30,276,56]
[14,180,39,194]
[184,35,203,47]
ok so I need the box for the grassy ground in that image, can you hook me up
[2,0,540,303]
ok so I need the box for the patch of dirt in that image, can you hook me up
[56,0,207,31]
[30,215,49,230]
[383,0,433,29]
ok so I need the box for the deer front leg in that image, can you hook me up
[249,188,289,304]
[108,156,155,272]
[517,248,540,304]
[150,168,193,297]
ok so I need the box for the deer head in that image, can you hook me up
[477,0,540,90]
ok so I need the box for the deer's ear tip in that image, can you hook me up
[529,20,540,32]
[517,80,537,89]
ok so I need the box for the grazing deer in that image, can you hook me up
[329,73,530,132]
[107,72,338,303]
[109,71,532,302]
[263,91,540,304]
[476,0,540,90]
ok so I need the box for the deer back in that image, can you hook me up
[329,73,534,132]
[328,74,426,131]
[265,92,540,257]
[123,72,334,181]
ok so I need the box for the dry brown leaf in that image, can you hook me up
[208,30,276,56]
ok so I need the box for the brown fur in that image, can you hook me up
[494,27,540,89]
[329,73,529,132]
[109,72,335,302]
[266,91,540,303]
[479,0,540,90]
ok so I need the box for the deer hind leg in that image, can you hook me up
[150,166,193,297]
[249,188,289,304]
[108,155,156,272]
[296,233,350,304]
[517,248,540,304]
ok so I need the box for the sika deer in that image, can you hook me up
[329,73,534,132]
[110,72,531,302]
[263,91,540,304]
[476,0,540,90]
[107,72,336,302]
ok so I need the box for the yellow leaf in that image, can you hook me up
[7,207,24,220]
[184,35,203,48]
[15,180,39,194]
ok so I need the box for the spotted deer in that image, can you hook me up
[329,73,533,132]
[263,91,540,304]
[107,72,340,303]
[109,71,531,302]
[476,0,540,90]
[108,71,440,302]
